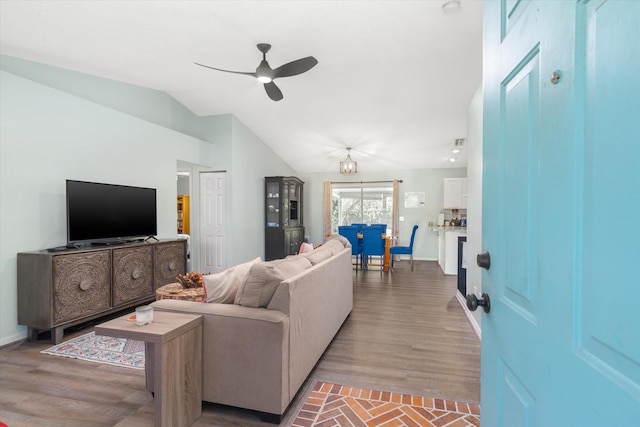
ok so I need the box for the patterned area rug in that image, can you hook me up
[41,331,145,369]
[292,382,480,427]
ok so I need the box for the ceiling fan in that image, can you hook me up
[195,43,318,101]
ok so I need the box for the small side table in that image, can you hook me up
[156,282,205,302]
[95,311,203,427]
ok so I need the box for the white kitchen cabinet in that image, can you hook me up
[437,230,467,275]
[443,178,468,209]
[438,231,445,268]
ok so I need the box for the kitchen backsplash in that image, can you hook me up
[443,208,467,222]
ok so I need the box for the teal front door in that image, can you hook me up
[481,1,639,425]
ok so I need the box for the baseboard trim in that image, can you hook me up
[0,330,27,348]
[456,291,481,339]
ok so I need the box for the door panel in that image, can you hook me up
[482,1,639,425]
[501,46,540,324]
[200,174,214,273]
[483,2,548,424]
[503,0,529,37]
[500,360,534,427]
[578,0,640,397]
[213,176,226,271]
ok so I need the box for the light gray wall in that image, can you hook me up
[465,86,483,334]
[0,53,475,345]
[228,116,297,265]
[0,55,202,140]
[300,168,467,261]
[177,176,190,194]
[0,70,215,344]
[0,56,296,345]
[200,114,232,169]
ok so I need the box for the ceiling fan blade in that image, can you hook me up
[194,62,256,77]
[272,56,318,79]
[264,82,283,101]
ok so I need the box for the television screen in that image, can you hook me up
[66,180,157,244]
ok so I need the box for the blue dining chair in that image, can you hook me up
[351,223,367,233]
[361,226,385,271]
[338,225,363,271]
[390,225,419,271]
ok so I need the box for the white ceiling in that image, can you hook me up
[0,0,482,173]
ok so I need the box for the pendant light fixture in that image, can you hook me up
[340,147,358,175]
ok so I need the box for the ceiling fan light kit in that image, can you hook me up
[195,43,318,101]
[340,148,358,175]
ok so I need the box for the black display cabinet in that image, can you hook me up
[265,176,304,260]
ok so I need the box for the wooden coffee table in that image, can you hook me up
[95,311,203,427]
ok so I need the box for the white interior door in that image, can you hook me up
[200,172,226,273]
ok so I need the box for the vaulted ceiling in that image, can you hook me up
[0,0,482,173]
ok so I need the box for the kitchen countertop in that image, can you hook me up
[428,226,468,233]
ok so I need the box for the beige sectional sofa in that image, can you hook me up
[148,236,353,422]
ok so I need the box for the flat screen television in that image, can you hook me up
[66,180,157,245]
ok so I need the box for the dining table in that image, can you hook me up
[357,232,394,271]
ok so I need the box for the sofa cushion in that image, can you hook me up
[327,234,351,248]
[235,256,312,308]
[203,257,261,303]
[323,239,346,255]
[301,248,332,265]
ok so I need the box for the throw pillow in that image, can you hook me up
[299,242,314,254]
[302,248,332,265]
[235,256,312,308]
[203,257,261,303]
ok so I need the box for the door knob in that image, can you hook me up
[466,293,491,313]
[477,251,491,270]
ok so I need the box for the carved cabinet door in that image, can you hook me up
[154,241,186,290]
[52,251,111,324]
[112,245,153,305]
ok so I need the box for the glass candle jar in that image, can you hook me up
[135,305,153,326]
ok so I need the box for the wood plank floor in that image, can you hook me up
[0,260,480,426]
